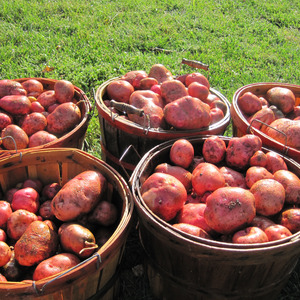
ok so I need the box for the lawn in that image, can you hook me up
[0,0,300,299]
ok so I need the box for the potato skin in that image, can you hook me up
[1,124,29,150]
[0,80,27,98]
[51,171,107,221]
[28,130,58,148]
[266,87,295,115]
[0,95,31,115]
[33,253,80,281]
[238,92,262,115]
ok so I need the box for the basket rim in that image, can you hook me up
[95,77,231,137]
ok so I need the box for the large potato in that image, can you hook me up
[148,64,173,84]
[51,171,107,221]
[46,102,81,135]
[21,112,47,136]
[28,130,58,147]
[266,87,295,114]
[0,95,31,115]
[0,80,27,98]
[163,96,211,130]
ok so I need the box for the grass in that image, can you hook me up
[0,0,300,299]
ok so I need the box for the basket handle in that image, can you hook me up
[181,58,209,71]
[119,144,142,180]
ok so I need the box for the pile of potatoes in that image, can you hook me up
[237,86,300,148]
[140,135,300,244]
[0,170,119,282]
[103,64,227,130]
[0,79,82,150]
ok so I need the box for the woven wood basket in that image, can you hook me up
[0,78,91,159]
[130,136,300,300]
[231,82,300,163]
[95,78,231,178]
[0,148,134,300]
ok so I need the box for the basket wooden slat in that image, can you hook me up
[0,148,134,300]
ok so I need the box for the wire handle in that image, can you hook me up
[181,58,209,71]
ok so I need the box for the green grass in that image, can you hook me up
[0,1,300,299]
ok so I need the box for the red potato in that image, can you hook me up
[266,86,295,115]
[106,80,134,103]
[39,200,55,220]
[264,224,292,241]
[0,241,12,267]
[23,178,43,193]
[31,101,45,113]
[280,208,300,233]
[202,136,226,164]
[47,103,59,114]
[269,105,285,119]
[172,223,211,239]
[94,227,114,248]
[219,166,247,189]
[5,188,19,203]
[204,187,256,235]
[139,77,158,90]
[2,250,24,281]
[185,192,203,204]
[21,112,47,136]
[0,95,31,115]
[205,93,220,106]
[42,183,61,200]
[150,84,162,95]
[265,151,288,173]
[226,135,262,170]
[54,80,75,104]
[1,124,29,150]
[170,139,194,169]
[185,72,210,89]
[164,96,211,130]
[28,130,58,148]
[0,274,7,282]
[209,107,224,125]
[154,163,192,192]
[0,201,12,230]
[0,80,27,98]
[37,90,57,109]
[7,209,38,240]
[58,222,98,259]
[129,90,164,108]
[87,200,118,226]
[273,170,300,204]
[249,150,267,167]
[33,253,81,281]
[0,111,13,130]
[192,163,225,196]
[175,73,189,85]
[141,172,187,222]
[245,166,273,188]
[210,99,227,115]
[232,227,269,244]
[46,102,81,135]
[176,203,215,235]
[11,187,40,214]
[14,220,59,266]
[237,92,262,115]
[121,70,148,89]
[0,229,7,242]
[187,82,209,101]
[259,96,269,107]
[51,170,107,222]
[250,179,285,216]
[287,106,300,119]
[248,107,275,132]
[160,80,188,104]
[250,215,275,231]
[148,64,173,84]
[21,79,44,98]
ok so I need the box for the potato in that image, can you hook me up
[87,200,118,226]
[28,130,58,148]
[11,187,40,214]
[0,111,13,131]
[266,86,295,115]
[219,166,247,188]
[202,136,226,164]
[245,166,273,188]
[185,72,210,89]
[23,178,43,193]
[250,215,275,231]
[237,92,262,115]
[1,124,29,150]
[248,107,275,132]
[0,80,27,98]
[129,90,164,108]
[265,151,288,173]
[232,227,268,244]
[170,139,194,169]
[172,223,211,239]
[161,80,188,104]
[21,112,47,136]
[148,64,173,84]
[106,80,134,103]
[31,101,45,113]
[33,252,80,281]
[141,172,187,222]
[0,95,31,115]
[264,118,300,148]
[0,241,12,267]
[21,79,44,98]
[14,220,58,266]
[121,70,148,89]
[139,77,158,90]
[54,80,75,104]
[209,107,224,125]
[264,224,292,241]
[249,150,267,167]
[37,90,57,109]
[46,102,81,135]
[164,96,211,130]
[280,208,300,233]
[51,170,107,221]
[187,82,210,102]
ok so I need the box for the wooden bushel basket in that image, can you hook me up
[95,60,231,178]
[231,82,300,163]
[0,78,91,159]
[130,136,300,300]
[0,148,134,300]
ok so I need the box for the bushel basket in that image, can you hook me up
[0,148,134,300]
[130,136,300,300]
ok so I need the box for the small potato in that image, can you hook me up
[209,107,224,125]
[161,80,188,104]
[139,77,158,90]
[170,139,194,169]
[232,227,268,244]
[106,80,134,103]
[0,201,12,230]
[21,112,47,136]
[0,95,31,115]
[202,136,226,164]
[11,187,40,214]
[219,166,247,188]
[237,92,262,115]
[250,215,275,231]
[30,101,45,113]
[249,150,267,167]
[187,82,209,101]
[0,111,13,131]
[265,151,288,173]
[1,124,29,150]
[264,224,292,241]
[54,80,75,104]
[0,241,12,267]
[185,72,210,89]
[280,208,300,233]
[121,70,148,89]
[172,223,211,239]
[37,90,57,109]
[148,64,173,84]
[21,79,44,98]
[248,107,275,132]
[33,253,80,281]
[28,130,58,148]
[87,200,118,226]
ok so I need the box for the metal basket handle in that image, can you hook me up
[180,58,210,79]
